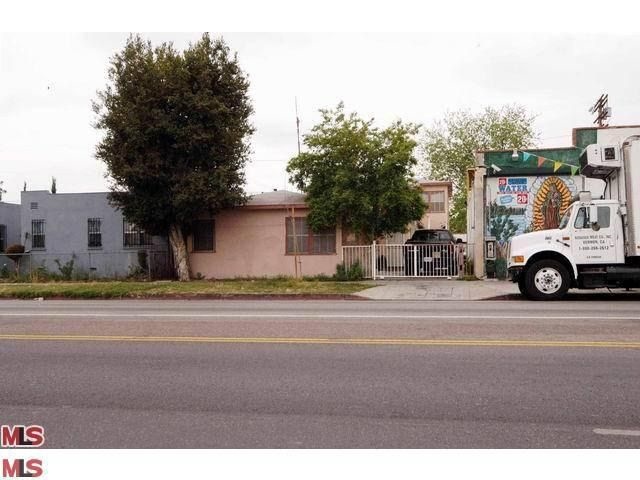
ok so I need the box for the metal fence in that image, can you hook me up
[342,242,475,279]
[0,249,174,281]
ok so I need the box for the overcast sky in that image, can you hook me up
[2,32,640,204]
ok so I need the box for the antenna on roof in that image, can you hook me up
[295,97,301,156]
[589,93,611,127]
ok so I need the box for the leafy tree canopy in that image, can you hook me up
[422,105,538,233]
[93,33,253,280]
[287,103,426,243]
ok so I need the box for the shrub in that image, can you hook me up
[127,264,147,280]
[137,250,148,272]
[335,261,364,281]
[495,258,508,280]
[54,255,76,281]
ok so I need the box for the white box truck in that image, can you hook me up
[508,136,640,299]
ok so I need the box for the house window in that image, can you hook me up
[423,191,445,213]
[123,220,153,247]
[0,225,6,252]
[286,217,336,255]
[32,220,46,249]
[193,220,215,251]
[88,218,102,248]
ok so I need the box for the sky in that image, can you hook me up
[2,31,640,204]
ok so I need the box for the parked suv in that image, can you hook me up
[404,229,457,276]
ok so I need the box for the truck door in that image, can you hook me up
[571,205,618,264]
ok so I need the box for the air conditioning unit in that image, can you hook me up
[579,144,621,179]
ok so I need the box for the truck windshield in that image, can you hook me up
[558,208,572,230]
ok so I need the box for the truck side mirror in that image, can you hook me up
[589,204,600,231]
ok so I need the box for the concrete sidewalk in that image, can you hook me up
[354,279,640,301]
[355,279,519,300]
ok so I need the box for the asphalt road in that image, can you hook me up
[1,299,639,448]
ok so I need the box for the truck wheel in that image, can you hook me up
[523,259,570,300]
[517,276,526,295]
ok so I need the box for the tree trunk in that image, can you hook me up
[168,223,191,281]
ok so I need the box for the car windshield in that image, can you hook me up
[412,231,451,242]
[558,207,572,230]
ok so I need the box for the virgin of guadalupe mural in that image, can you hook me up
[532,177,573,231]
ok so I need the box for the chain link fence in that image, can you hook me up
[0,249,174,281]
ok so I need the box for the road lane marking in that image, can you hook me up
[0,334,640,348]
[593,429,640,437]
[1,313,640,320]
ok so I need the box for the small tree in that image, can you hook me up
[422,105,538,233]
[287,103,426,243]
[51,177,57,194]
[5,244,25,275]
[0,180,6,201]
[94,34,254,280]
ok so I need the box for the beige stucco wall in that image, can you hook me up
[188,207,342,279]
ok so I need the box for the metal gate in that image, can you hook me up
[342,242,471,279]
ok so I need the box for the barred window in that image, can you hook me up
[193,220,215,252]
[286,217,336,255]
[123,220,153,247]
[88,218,102,248]
[423,191,445,213]
[32,220,46,249]
[0,225,6,252]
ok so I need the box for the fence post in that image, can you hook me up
[371,241,376,280]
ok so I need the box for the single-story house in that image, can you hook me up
[1,190,168,278]
[187,180,452,278]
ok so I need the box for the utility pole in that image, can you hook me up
[291,97,301,278]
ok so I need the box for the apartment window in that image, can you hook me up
[32,220,46,249]
[286,217,336,255]
[30,202,38,210]
[0,225,6,252]
[123,220,153,247]
[88,218,102,248]
[423,191,445,213]
[193,220,215,251]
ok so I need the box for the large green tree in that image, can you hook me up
[287,103,426,243]
[422,105,538,233]
[94,34,254,280]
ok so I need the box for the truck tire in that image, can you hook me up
[517,276,526,296]
[523,259,570,300]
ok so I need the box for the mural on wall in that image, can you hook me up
[486,175,578,277]
[531,177,573,231]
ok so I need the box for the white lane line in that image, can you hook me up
[1,312,640,320]
[593,428,640,437]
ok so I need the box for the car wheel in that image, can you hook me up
[523,259,570,300]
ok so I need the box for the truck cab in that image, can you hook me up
[508,138,640,300]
